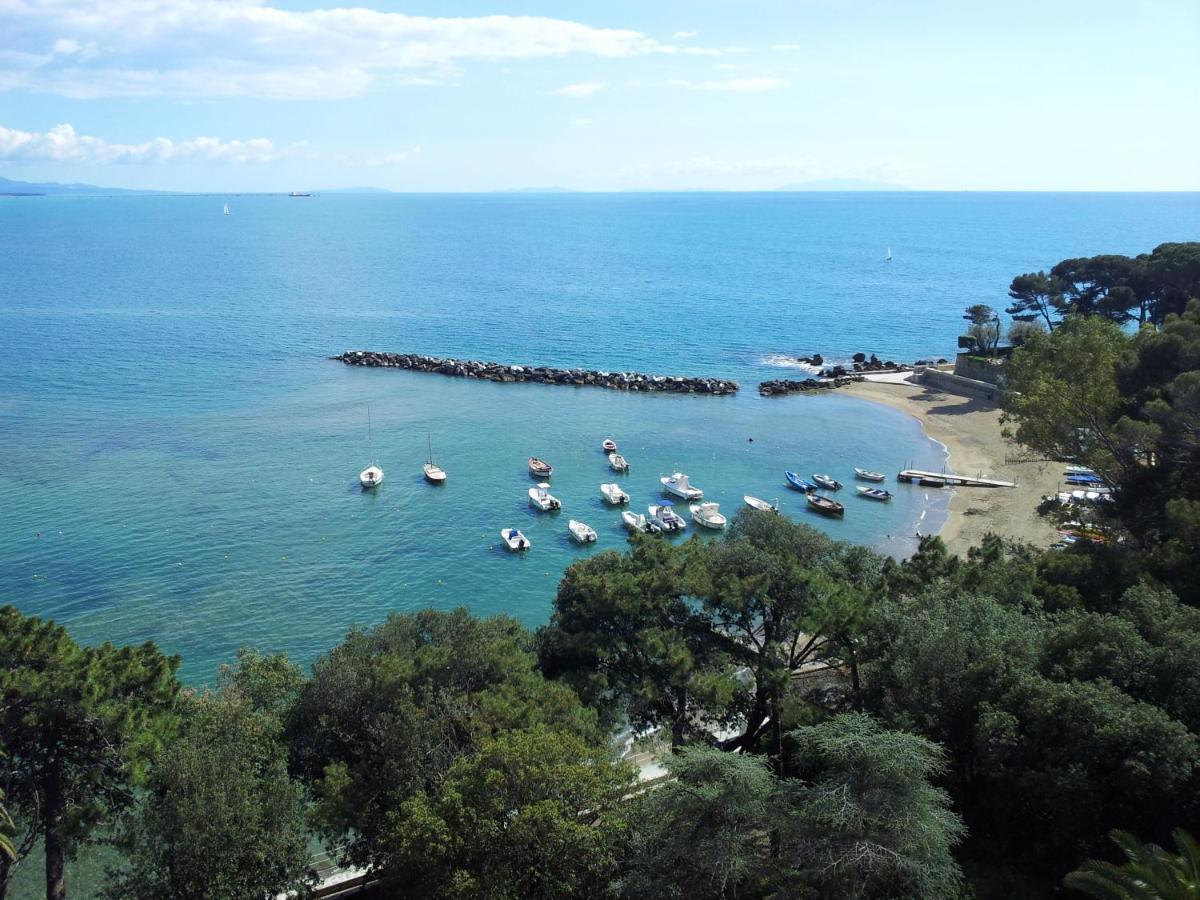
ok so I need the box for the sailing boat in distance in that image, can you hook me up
[359,405,384,489]
[423,434,447,484]
[885,246,892,262]
[223,202,231,216]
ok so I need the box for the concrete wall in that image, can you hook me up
[953,353,1008,386]
[915,366,1000,401]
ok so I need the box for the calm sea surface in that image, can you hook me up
[1,192,1197,683]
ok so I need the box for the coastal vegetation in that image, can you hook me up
[1,243,1198,898]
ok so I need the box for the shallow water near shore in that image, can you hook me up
[1,191,1196,683]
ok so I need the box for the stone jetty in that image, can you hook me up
[758,376,862,396]
[332,351,739,395]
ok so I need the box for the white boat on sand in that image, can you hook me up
[660,472,703,500]
[569,519,598,543]
[744,495,779,512]
[501,528,530,551]
[609,453,629,473]
[854,468,886,482]
[690,502,727,529]
[529,483,561,511]
[600,483,630,505]
[649,502,687,532]
[622,510,661,534]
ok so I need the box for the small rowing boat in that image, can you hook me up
[528,456,553,478]
[856,486,893,502]
[854,468,886,482]
[813,474,842,491]
[602,438,617,453]
[785,471,818,492]
[806,493,845,516]
[744,495,779,512]
[608,453,629,473]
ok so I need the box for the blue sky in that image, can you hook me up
[1,0,1197,191]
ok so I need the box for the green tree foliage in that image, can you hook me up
[1007,271,1066,330]
[963,303,1000,354]
[865,546,1200,878]
[537,536,737,746]
[0,606,180,900]
[102,677,312,900]
[620,749,775,900]
[1065,829,1200,899]
[287,608,602,873]
[540,512,884,768]
[388,726,633,900]
[1048,243,1200,327]
[777,713,965,900]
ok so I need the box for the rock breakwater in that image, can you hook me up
[758,376,863,396]
[332,351,739,395]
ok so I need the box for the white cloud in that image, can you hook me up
[0,122,291,164]
[668,76,788,92]
[672,31,698,39]
[0,1,720,99]
[551,81,604,97]
[571,117,593,127]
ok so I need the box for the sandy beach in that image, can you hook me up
[840,376,1063,555]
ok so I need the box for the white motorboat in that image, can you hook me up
[609,453,630,473]
[622,510,661,534]
[600,483,630,505]
[744,495,779,512]
[602,438,618,453]
[856,486,893,502]
[423,435,446,483]
[649,502,687,532]
[569,519,598,543]
[528,457,553,478]
[854,468,886,482]
[501,528,530,551]
[690,502,727,530]
[813,474,843,491]
[660,472,703,500]
[528,483,562,511]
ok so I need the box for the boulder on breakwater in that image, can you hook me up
[331,351,739,395]
[758,376,862,396]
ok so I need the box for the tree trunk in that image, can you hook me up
[841,632,862,710]
[0,856,12,900]
[671,686,688,748]
[44,771,66,900]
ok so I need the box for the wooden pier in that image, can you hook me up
[897,469,1015,488]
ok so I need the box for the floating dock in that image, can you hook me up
[897,469,1015,488]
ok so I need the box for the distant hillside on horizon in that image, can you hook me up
[775,178,910,192]
[0,175,161,196]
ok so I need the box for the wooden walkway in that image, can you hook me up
[898,468,1016,488]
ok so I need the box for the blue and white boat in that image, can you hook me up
[649,502,687,532]
[785,471,818,492]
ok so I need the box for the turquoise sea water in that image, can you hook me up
[1,192,1197,683]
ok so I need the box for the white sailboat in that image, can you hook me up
[223,203,231,216]
[358,405,383,489]
[423,435,446,483]
[885,246,892,262]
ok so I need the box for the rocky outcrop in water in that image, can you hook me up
[332,351,739,395]
[758,375,862,396]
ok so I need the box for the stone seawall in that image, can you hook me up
[758,376,863,396]
[332,351,739,395]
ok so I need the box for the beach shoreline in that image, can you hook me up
[839,377,1062,555]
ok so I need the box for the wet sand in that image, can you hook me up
[840,378,1062,555]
